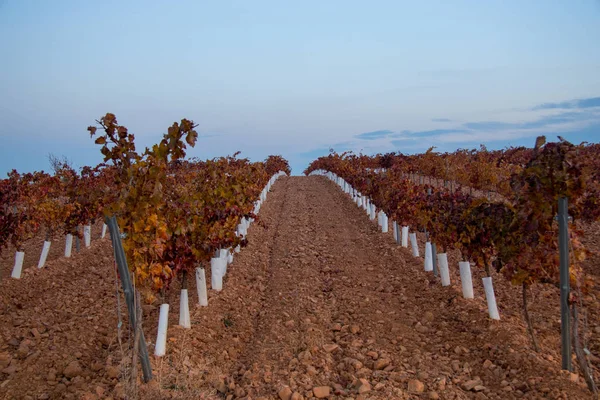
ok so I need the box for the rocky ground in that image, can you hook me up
[1,176,598,399]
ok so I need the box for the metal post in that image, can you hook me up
[558,197,572,372]
[106,216,153,382]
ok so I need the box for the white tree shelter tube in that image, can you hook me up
[64,234,73,258]
[83,225,91,247]
[219,251,229,276]
[37,241,51,268]
[154,304,169,356]
[482,277,500,320]
[392,221,398,242]
[179,289,191,328]
[437,253,451,286]
[210,257,223,291]
[195,267,208,306]
[381,213,389,233]
[11,251,25,279]
[458,261,474,299]
[409,233,419,257]
[101,223,107,239]
[401,226,409,247]
[424,242,433,271]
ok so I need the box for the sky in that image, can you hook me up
[1,0,599,176]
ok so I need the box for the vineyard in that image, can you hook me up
[1,132,599,399]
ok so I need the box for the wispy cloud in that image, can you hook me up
[462,109,600,133]
[358,97,598,150]
[354,130,393,140]
[299,95,600,165]
[532,96,600,110]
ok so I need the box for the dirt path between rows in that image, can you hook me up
[1,176,594,400]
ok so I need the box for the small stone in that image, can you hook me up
[285,320,295,328]
[423,311,435,322]
[0,353,11,369]
[473,385,486,392]
[332,383,343,393]
[438,377,447,391]
[350,325,360,334]
[31,328,41,339]
[323,344,339,353]
[313,386,330,398]
[216,379,227,394]
[95,386,105,397]
[298,350,312,361]
[81,392,97,400]
[142,304,155,314]
[408,379,425,393]
[332,323,342,331]
[2,365,17,375]
[429,392,440,400]
[291,392,303,400]
[235,387,246,397]
[374,358,390,370]
[415,325,429,333]
[113,383,126,399]
[462,379,482,391]
[451,360,461,372]
[16,342,30,358]
[569,373,579,382]
[483,359,493,369]
[366,351,378,359]
[279,386,293,400]
[54,383,67,393]
[63,361,83,378]
[106,365,120,379]
[355,378,371,394]
[91,362,103,372]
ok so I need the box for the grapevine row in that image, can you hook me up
[306,137,599,353]
[1,113,291,300]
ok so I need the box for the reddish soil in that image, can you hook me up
[1,176,598,400]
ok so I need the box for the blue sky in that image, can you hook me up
[1,0,599,175]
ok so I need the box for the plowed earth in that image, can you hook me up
[1,176,598,400]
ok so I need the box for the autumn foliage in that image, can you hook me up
[0,113,289,300]
[306,137,599,290]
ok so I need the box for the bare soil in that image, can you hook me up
[1,176,598,400]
